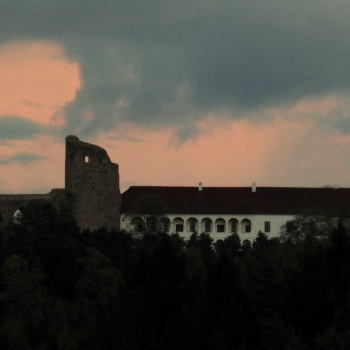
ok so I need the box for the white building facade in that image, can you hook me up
[120,184,350,244]
[121,213,293,243]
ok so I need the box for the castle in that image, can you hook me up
[120,184,350,244]
[2,136,350,244]
[0,135,121,231]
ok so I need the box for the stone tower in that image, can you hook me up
[65,135,121,230]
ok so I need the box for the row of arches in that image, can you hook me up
[131,217,252,234]
[171,217,252,234]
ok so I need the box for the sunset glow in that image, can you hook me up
[2,2,350,194]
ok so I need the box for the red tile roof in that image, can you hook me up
[121,186,350,217]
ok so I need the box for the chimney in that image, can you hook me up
[198,182,203,191]
[252,182,256,193]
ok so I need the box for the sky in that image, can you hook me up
[2,1,350,194]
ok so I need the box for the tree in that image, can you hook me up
[214,233,241,258]
[0,255,49,349]
[279,214,332,243]
[326,222,350,305]
[72,247,124,348]
[127,194,166,233]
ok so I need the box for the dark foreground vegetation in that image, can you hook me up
[1,201,350,349]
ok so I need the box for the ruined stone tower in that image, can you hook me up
[0,136,121,231]
[65,135,121,230]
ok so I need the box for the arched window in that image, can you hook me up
[131,217,144,232]
[241,219,252,233]
[215,218,226,233]
[201,218,212,233]
[173,217,184,233]
[186,217,199,233]
[229,218,239,233]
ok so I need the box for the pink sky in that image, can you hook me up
[2,41,350,194]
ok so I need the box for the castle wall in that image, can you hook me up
[0,189,68,229]
[65,135,121,231]
[0,136,121,231]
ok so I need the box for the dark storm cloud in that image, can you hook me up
[0,116,46,140]
[1,1,350,135]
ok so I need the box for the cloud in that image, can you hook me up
[1,1,350,136]
[0,152,46,166]
[0,116,47,140]
[170,125,200,145]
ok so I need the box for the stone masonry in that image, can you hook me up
[65,135,121,230]
[0,136,121,231]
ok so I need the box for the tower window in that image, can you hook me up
[84,156,89,163]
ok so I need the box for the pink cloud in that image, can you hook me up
[2,41,350,194]
[0,41,81,125]
[0,136,65,193]
[0,41,80,193]
[93,118,314,191]
[3,112,350,194]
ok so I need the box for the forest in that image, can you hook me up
[0,200,350,349]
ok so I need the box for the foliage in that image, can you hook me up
[126,194,166,233]
[0,201,349,349]
[279,214,332,243]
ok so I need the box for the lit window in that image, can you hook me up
[264,221,271,233]
[84,156,89,163]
